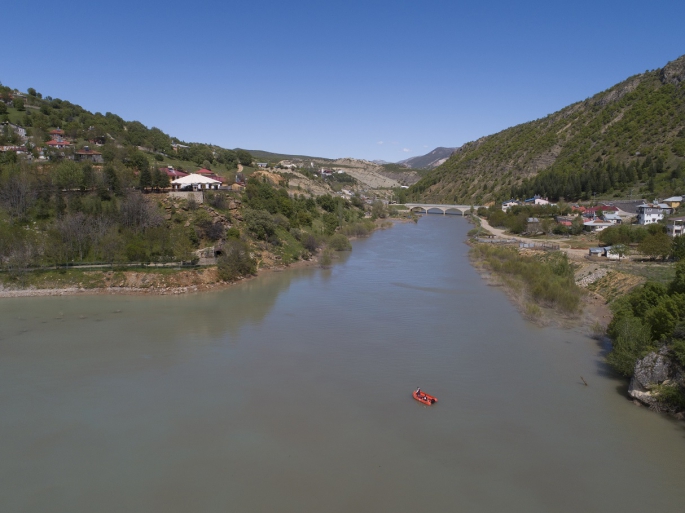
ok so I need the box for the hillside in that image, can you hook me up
[398,146,456,169]
[409,55,685,204]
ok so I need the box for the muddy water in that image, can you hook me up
[1,216,684,512]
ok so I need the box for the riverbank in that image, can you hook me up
[468,238,611,333]
[0,219,396,299]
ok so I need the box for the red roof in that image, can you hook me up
[196,168,214,175]
[160,167,188,178]
[50,129,64,135]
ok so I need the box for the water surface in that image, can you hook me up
[1,216,684,512]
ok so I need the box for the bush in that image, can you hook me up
[328,233,351,251]
[302,233,320,253]
[217,239,256,281]
[243,209,276,241]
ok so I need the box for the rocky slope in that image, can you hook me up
[410,54,685,204]
[398,146,456,169]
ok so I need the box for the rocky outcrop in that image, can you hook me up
[628,347,671,408]
[660,55,685,85]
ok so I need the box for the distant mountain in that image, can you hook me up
[410,55,685,204]
[398,147,457,169]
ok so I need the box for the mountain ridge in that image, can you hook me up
[409,55,685,204]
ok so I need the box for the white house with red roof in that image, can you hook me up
[171,173,221,191]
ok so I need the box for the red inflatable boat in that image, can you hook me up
[413,390,437,405]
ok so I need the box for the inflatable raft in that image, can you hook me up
[413,390,437,405]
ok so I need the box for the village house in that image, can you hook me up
[636,204,665,225]
[171,173,221,191]
[74,147,103,163]
[668,216,685,238]
[49,129,66,142]
[1,122,27,140]
[583,219,613,232]
[524,194,550,206]
[256,162,268,168]
[195,168,226,184]
[159,166,188,180]
[46,139,72,149]
[602,213,622,224]
[662,196,683,209]
[526,217,541,233]
[501,199,520,212]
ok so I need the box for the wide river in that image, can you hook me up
[1,216,684,512]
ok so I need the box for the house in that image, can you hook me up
[257,162,268,168]
[0,145,27,154]
[636,204,665,225]
[662,196,683,209]
[602,213,622,224]
[556,215,575,227]
[527,217,541,233]
[171,173,221,191]
[159,166,188,180]
[588,247,604,257]
[1,122,27,139]
[195,168,226,183]
[668,216,685,238]
[170,143,190,152]
[524,194,550,206]
[583,219,613,232]
[502,199,519,212]
[46,139,72,149]
[656,203,674,215]
[74,147,103,163]
[49,129,66,142]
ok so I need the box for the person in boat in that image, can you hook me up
[416,387,421,396]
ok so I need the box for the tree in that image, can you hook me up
[243,209,276,240]
[0,103,7,115]
[53,161,84,191]
[217,239,256,281]
[139,167,152,191]
[672,236,685,261]
[637,232,672,260]
[27,88,37,97]
[12,98,24,111]
[236,149,253,166]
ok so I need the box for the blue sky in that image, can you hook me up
[3,0,684,161]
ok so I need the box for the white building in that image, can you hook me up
[171,173,221,191]
[636,204,665,225]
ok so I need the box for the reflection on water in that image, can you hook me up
[1,217,684,513]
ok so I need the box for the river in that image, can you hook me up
[1,216,684,512]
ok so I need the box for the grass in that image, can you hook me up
[471,244,582,314]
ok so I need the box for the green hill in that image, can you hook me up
[409,55,685,204]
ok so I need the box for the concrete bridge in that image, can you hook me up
[396,203,482,216]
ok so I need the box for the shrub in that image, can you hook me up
[217,239,256,281]
[328,233,351,251]
[243,209,276,241]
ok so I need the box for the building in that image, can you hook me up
[527,217,541,233]
[49,129,66,142]
[583,219,613,232]
[662,196,683,209]
[46,139,72,149]
[159,166,188,180]
[602,213,622,224]
[257,162,268,168]
[74,147,103,163]
[524,194,550,206]
[171,173,221,191]
[636,204,665,225]
[502,199,519,212]
[668,216,685,237]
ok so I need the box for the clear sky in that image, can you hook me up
[3,0,684,161]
